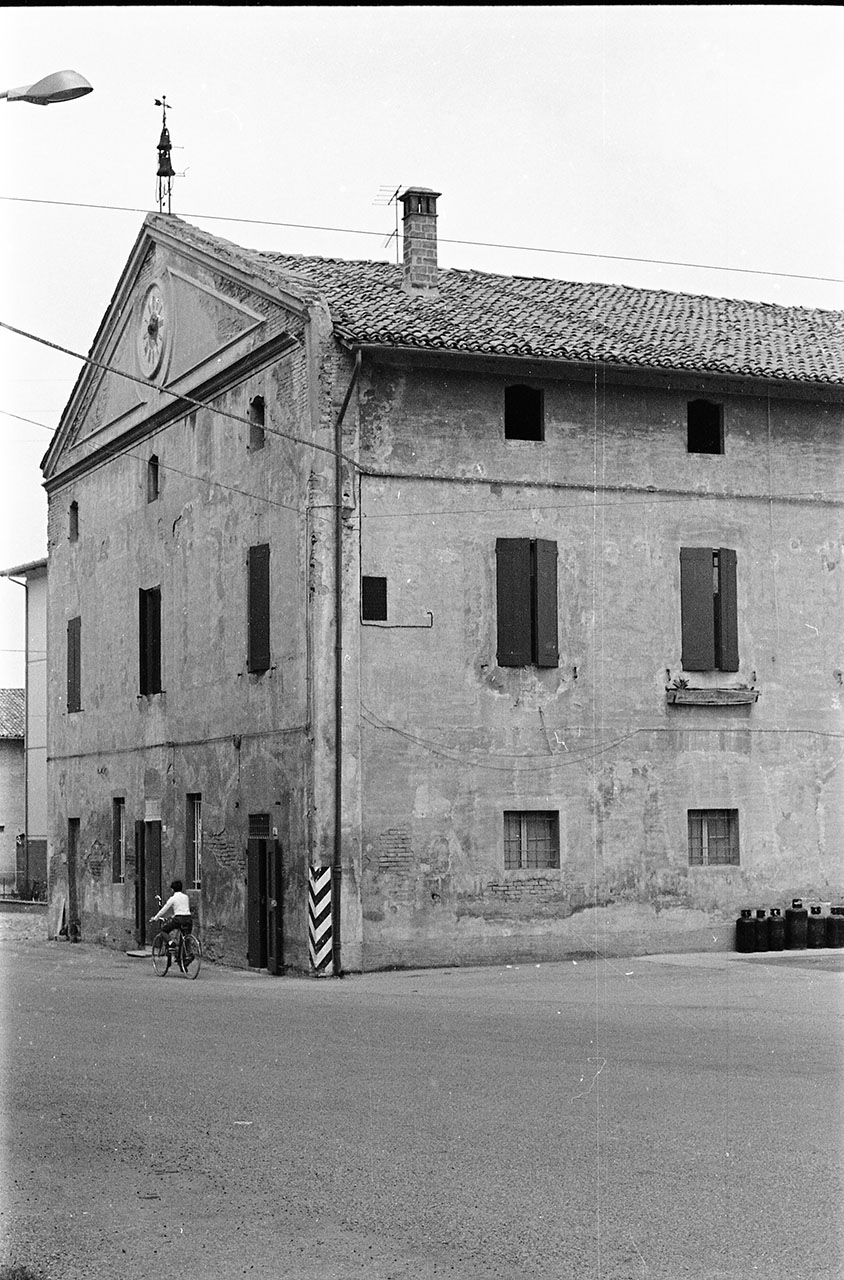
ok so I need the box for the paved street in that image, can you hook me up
[1,916,842,1280]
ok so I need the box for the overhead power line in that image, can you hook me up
[1,193,842,288]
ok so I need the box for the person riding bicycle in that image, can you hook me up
[150,879,192,949]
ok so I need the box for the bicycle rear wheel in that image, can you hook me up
[180,932,202,979]
[151,933,170,977]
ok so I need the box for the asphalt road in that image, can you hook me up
[1,916,842,1280]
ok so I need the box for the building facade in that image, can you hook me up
[41,193,844,971]
[0,560,48,896]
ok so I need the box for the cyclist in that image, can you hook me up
[150,879,192,949]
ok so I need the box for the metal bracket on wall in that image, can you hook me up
[361,612,434,629]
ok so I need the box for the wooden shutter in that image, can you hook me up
[680,547,715,671]
[717,548,739,672]
[67,616,81,712]
[496,539,532,666]
[247,544,271,673]
[139,588,162,694]
[533,540,559,667]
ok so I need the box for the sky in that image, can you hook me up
[1,4,842,686]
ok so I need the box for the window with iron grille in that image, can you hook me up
[112,798,126,884]
[688,809,739,866]
[504,811,560,870]
[186,794,202,889]
[249,813,271,839]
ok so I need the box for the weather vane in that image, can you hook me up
[155,96,175,214]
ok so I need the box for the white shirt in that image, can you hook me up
[155,890,191,919]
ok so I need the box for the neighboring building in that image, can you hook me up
[0,560,48,896]
[0,689,25,890]
[41,193,844,971]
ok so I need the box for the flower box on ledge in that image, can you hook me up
[666,687,760,706]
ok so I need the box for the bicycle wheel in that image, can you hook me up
[151,932,170,977]
[180,932,202,979]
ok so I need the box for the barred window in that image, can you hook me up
[504,811,560,870]
[688,809,739,866]
[112,798,126,884]
[186,794,202,890]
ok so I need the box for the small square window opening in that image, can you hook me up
[361,576,388,622]
[505,385,544,441]
[687,400,723,454]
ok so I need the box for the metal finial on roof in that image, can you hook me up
[155,96,174,214]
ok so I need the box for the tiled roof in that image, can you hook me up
[258,253,844,386]
[0,689,24,739]
[156,217,844,385]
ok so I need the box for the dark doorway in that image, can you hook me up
[134,820,162,947]
[246,815,283,974]
[67,818,80,936]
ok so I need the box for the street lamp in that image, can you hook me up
[0,69,92,106]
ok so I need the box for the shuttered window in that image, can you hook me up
[496,538,558,668]
[67,616,81,712]
[247,543,271,673]
[139,587,162,694]
[680,547,738,672]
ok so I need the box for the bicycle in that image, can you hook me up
[150,921,202,979]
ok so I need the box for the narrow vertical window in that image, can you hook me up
[249,396,266,451]
[112,798,126,883]
[147,455,160,502]
[687,400,724,454]
[67,616,82,712]
[247,544,271,673]
[496,538,558,667]
[680,547,738,672]
[186,794,202,890]
[69,501,79,542]
[361,575,388,622]
[688,809,739,865]
[139,586,162,694]
[504,385,544,441]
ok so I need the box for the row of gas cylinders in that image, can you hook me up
[735,900,844,953]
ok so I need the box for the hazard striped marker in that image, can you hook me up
[308,865,333,975]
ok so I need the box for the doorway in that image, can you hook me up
[134,820,162,947]
[246,815,283,974]
[67,818,80,937]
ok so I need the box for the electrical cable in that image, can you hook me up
[1,193,842,288]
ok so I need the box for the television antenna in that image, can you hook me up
[373,184,402,262]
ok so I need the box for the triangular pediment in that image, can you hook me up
[43,216,310,481]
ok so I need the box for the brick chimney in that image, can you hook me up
[400,187,441,297]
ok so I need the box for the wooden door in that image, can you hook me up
[266,840,283,975]
[246,837,268,968]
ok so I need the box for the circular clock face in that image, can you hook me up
[137,284,169,378]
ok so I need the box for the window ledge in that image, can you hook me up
[666,687,759,706]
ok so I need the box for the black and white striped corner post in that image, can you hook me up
[308,865,333,975]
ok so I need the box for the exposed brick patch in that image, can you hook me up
[377,827,413,874]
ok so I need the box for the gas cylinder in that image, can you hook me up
[735,909,756,953]
[785,899,808,950]
[827,907,844,949]
[767,908,786,951]
[807,906,826,948]
[754,909,769,951]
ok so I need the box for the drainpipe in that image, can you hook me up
[333,348,361,974]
